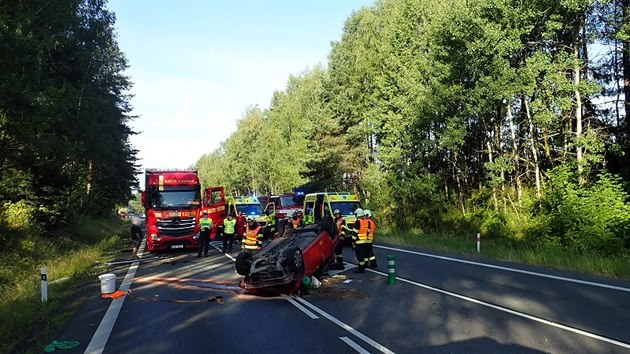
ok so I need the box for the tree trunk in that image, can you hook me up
[507,104,522,205]
[523,97,541,201]
[623,0,630,133]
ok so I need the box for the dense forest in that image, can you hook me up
[0,0,138,239]
[2,0,630,256]
[196,0,630,255]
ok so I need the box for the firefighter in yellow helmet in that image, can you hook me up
[351,208,368,273]
[364,209,377,268]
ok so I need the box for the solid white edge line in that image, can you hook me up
[365,267,630,350]
[375,244,630,293]
[210,241,237,261]
[84,239,145,354]
[295,297,395,354]
[340,336,371,354]
[280,294,319,319]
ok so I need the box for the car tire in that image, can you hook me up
[235,251,253,276]
[287,247,305,277]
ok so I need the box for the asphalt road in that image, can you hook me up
[52,240,630,354]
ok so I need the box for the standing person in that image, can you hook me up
[235,211,246,244]
[289,210,303,229]
[197,210,213,257]
[130,217,143,260]
[222,213,237,253]
[351,208,369,273]
[242,217,263,252]
[330,209,346,270]
[364,209,377,268]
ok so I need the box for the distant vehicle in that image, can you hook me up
[302,192,361,246]
[302,192,360,225]
[235,218,338,295]
[227,196,270,236]
[141,169,202,252]
[264,193,305,232]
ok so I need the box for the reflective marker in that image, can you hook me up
[387,255,395,285]
[41,265,48,303]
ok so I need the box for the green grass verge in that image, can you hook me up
[0,216,129,354]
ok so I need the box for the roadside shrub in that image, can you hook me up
[532,166,630,255]
[1,200,36,230]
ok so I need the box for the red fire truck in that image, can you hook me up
[142,169,204,252]
[263,193,305,232]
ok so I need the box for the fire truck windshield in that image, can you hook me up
[150,190,200,209]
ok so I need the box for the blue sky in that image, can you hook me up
[107,0,374,185]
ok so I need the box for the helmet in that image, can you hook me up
[285,210,294,219]
[364,209,371,217]
[247,216,255,222]
[354,208,364,217]
[333,209,340,215]
[202,210,208,215]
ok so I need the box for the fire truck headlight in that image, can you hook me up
[193,233,200,240]
[151,234,161,242]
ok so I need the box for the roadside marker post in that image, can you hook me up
[41,265,48,303]
[387,255,396,285]
[476,233,481,253]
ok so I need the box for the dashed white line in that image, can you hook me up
[340,336,371,354]
[294,296,395,354]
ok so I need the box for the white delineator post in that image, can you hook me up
[476,233,481,253]
[41,265,48,303]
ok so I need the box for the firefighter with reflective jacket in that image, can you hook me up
[222,212,237,254]
[242,217,263,252]
[197,210,213,257]
[364,209,377,268]
[351,208,369,273]
[289,210,303,229]
[330,209,346,270]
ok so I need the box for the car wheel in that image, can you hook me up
[287,247,304,277]
[235,252,253,276]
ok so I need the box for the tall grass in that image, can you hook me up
[0,216,128,354]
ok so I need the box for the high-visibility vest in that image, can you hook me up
[223,218,236,234]
[335,217,346,238]
[290,218,301,229]
[199,217,213,231]
[244,225,262,250]
[355,219,370,244]
[366,218,377,242]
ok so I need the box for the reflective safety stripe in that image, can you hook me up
[244,226,262,246]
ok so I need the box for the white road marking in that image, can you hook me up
[280,294,319,319]
[294,296,395,354]
[210,241,237,261]
[340,336,371,354]
[84,239,145,354]
[375,244,630,293]
[365,267,630,350]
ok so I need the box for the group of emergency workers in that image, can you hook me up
[198,203,378,274]
[331,208,377,272]
[197,210,267,256]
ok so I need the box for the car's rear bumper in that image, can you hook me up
[240,273,300,294]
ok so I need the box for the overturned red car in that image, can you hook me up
[235,217,338,295]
